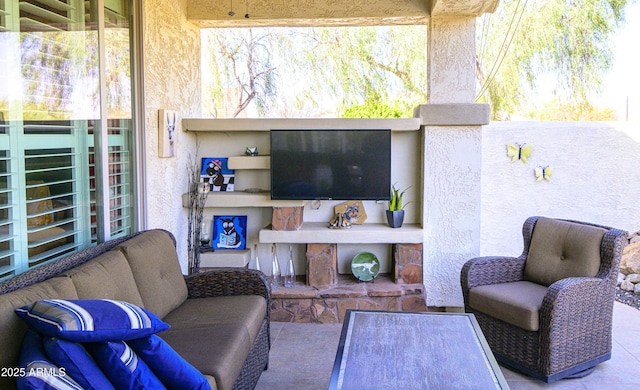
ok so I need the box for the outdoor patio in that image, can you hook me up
[255,302,640,389]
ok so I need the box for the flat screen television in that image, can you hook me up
[270,129,391,200]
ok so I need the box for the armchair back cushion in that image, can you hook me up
[524,217,606,286]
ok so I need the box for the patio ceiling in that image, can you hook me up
[188,0,500,28]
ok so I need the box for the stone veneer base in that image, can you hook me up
[270,274,427,323]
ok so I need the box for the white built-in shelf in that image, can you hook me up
[182,118,421,132]
[259,222,423,244]
[181,191,304,208]
[227,155,269,170]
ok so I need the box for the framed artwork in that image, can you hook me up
[212,215,247,250]
[200,157,235,192]
[334,200,367,224]
[158,109,176,158]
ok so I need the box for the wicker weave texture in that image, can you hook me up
[461,216,628,381]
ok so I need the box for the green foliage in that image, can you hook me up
[342,96,406,118]
[388,184,411,211]
[202,28,284,117]
[477,0,629,120]
[526,100,618,121]
[202,26,427,118]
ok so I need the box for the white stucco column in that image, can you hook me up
[417,15,487,308]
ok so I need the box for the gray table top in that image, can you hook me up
[329,310,509,390]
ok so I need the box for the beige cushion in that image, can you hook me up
[162,295,267,345]
[0,277,78,389]
[524,218,606,286]
[469,281,548,331]
[159,325,251,390]
[64,249,144,306]
[26,182,54,227]
[114,230,187,318]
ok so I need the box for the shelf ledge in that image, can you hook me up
[259,222,423,244]
[182,192,305,208]
[182,118,421,132]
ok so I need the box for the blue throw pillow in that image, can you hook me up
[42,336,115,390]
[17,330,84,390]
[15,299,169,342]
[128,335,211,390]
[85,340,165,390]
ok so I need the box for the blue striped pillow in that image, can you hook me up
[15,299,169,342]
[17,330,85,390]
[85,340,165,390]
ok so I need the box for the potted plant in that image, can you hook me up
[386,184,410,228]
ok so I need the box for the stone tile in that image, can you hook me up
[400,295,427,312]
[272,284,318,299]
[318,284,366,298]
[402,283,425,295]
[306,243,338,289]
[365,280,403,297]
[271,206,304,231]
[399,264,423,284]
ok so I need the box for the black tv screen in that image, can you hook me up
[270,129,391,200]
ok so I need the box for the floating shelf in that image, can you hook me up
[182,118,421,132]
[181,191,304,208]
[259,222,423,244]
[227,155,270,170]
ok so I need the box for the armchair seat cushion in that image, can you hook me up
[468,281,548,331]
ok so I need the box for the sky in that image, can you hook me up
[598,2,640,121]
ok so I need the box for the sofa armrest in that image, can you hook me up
[461,256,526,292]
[184,267,271,307]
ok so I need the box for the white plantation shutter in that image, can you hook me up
[0,0,137,280]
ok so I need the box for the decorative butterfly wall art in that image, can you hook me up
[506,143,533,163]
[534,166,553,182]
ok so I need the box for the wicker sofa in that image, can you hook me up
[0,229,271,390]
[461,216,627,383]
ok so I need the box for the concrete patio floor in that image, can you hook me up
[255,302,640,389]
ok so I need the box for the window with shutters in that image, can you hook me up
[0,0,138,280]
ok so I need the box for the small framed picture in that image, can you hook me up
[212,215,247,250]
[335,200,367,224]
[200,157,235,192]
[158,109,176,158]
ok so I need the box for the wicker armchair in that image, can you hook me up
[461,216,628,383]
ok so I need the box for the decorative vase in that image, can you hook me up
[386,210,405,228]
[271,244,281,289]
[284,245,296,288]
[254,244,261,272]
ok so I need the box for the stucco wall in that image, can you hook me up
[143,0,200,273]
[422,126,482,307]
[480,121,640,257]
[425,121,640,308]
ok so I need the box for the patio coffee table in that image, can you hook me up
[329,310,509,389]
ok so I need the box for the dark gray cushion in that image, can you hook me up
[159,325,251,390]
[469,281,548,331]
[162,295,266,345]
[65,249,144,306]
[524,217,606,286]
[114,230,187,318]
